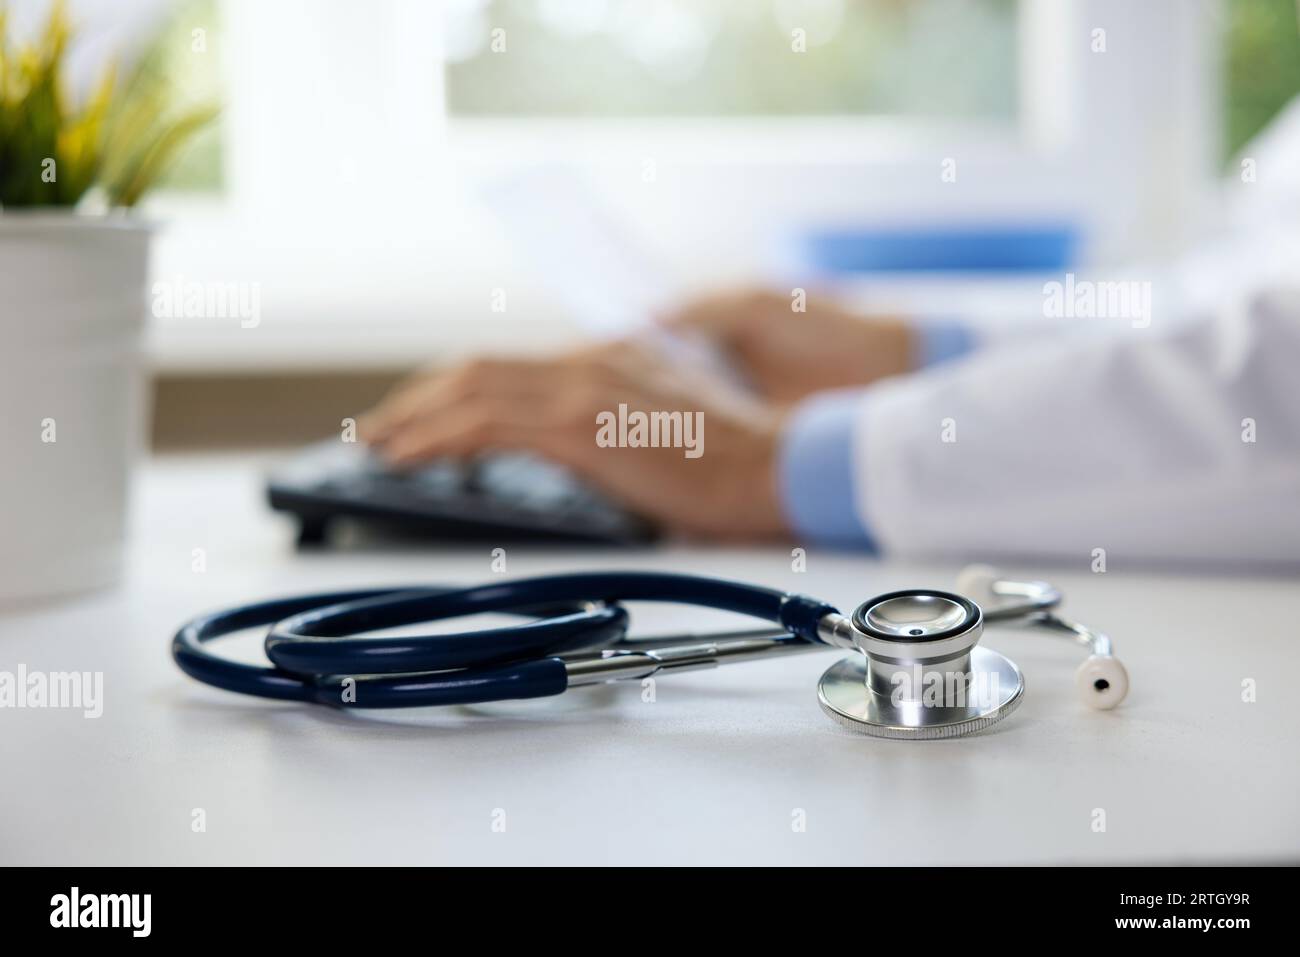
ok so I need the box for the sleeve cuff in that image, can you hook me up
[777,390,877,550]
[915,320,976,368]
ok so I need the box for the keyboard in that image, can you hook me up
[267,441,656,546]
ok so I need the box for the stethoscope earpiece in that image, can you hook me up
[953,563,1004,604]
[955,564,1129,713]
[1075,654,1129,710]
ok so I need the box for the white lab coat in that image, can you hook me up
[857,288,1300,565]
[852,104,1300,567]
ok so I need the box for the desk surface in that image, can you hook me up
[2,454,1297,866]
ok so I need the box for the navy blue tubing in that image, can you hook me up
[173,573,839,709]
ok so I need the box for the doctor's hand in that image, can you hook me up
[661,289,915,405]
[357,342,791,539]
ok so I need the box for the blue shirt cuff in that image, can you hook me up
[915,320,975,368]
[778,391,877,550]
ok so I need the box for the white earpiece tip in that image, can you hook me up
[955,564,1003,601]
[1075,655,1128,710]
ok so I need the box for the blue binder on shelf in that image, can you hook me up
[798,224,1079,274]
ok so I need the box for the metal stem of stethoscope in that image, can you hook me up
[563,627,817,686]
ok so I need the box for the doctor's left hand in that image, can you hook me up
[358,343,791,539]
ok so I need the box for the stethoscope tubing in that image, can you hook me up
[172,573,838,709]
[172,587,610,708]
[174,588,397,704]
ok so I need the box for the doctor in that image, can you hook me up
[360,115,1300,567]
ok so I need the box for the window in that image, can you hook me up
[152,0,223,192]
[1224,0,1300,160]
[443,0,1019,119]
[122,0,1300,372]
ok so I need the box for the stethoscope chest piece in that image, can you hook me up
[816,590,1025,739]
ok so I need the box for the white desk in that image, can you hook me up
[2,454,1297,865]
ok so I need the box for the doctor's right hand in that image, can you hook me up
[660,289,916,405]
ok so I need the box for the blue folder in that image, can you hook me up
[799,224,1079,274]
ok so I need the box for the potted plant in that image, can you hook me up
[0,2,215,604]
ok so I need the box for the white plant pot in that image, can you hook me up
[0,213,152,606]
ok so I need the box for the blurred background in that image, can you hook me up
[7,0,1300,448]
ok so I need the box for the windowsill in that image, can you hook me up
[443,114,1029,166]
[146,269,1064,375]
[147,313,584,374]
[142,194,590,374]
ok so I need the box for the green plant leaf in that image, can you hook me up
[0,0,216,209]
[107,102,219,208]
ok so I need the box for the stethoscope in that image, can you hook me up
[172,564,1128,739]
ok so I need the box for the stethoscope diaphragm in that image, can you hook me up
[816,590,1026,739]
